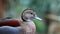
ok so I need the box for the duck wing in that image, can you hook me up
[0,26,21,34]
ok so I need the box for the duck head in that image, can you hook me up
[21,8,42,22]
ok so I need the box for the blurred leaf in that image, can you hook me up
[32,19,45,33]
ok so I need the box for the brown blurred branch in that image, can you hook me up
[47,14,60,22]
[0,0,5,18]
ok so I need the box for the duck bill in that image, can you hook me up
[34,15,42,20]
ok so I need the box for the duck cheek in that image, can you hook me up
[24,14,29,17]
[28,15,34,18]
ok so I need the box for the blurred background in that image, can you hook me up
[0,0,60,34]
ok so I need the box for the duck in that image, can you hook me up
[0,8,42,34]
[19,8,42,34]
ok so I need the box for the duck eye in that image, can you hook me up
[31,13,33,14]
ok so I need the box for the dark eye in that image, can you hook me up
[30,13,33,14]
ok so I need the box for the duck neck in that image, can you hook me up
[21,16,31,22]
